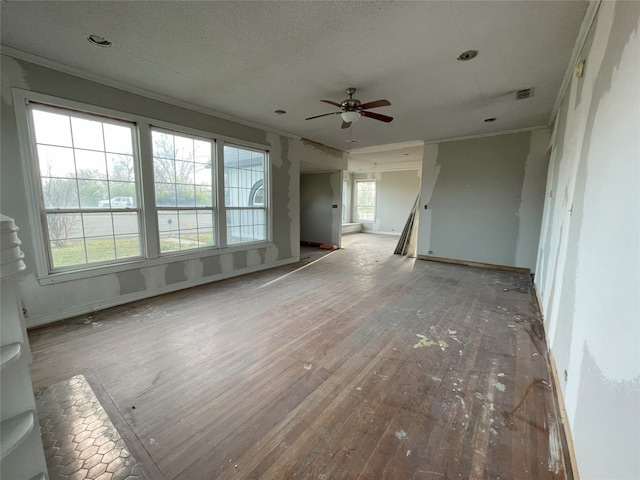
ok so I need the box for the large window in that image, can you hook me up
[224,145,267,244]
[29,104,141,270]
[152,129,216,253]
[355,180,376,222]
[20,93,271,278]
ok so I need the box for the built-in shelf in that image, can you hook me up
[0,342,22,371]
[0,410,35,460]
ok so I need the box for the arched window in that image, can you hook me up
[249,179,264,206]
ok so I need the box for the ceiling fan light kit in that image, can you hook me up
[306,87,393,129]
[341,111,361,124]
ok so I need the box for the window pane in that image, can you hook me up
[113,212,139,235]
[42,177,79,208]
[224,145,267,245]
[107,154,135,181]
[75,150,107,179]
[37,145,76,178]
[153,130,217,254]
[31,105,139,271]
[71,117,105,151]
[104,123,133,155]
[356,181,376,222]
[115,235,140,259]
[156,183,177,207]
[78,179,108,208]
[32,110,72,147]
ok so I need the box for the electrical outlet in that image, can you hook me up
[564,370,568,381]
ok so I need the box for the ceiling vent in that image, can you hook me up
[516,88,533,100]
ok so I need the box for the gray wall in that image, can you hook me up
[417,130,549,270]
[352,170,420,234]
[0,54,343,327]
[535,2,640,478]
[300,172,342,246]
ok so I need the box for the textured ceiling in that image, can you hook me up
[1,1,588,169]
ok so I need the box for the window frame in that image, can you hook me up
[151,127,219,255]
[26,102,145,273]
[222,141,270,246]
[354,179,376,223]
[13,89,272,285]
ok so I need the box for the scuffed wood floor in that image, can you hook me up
[28,234,568,479]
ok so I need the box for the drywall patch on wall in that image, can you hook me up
[515,129,550,271]
[165,262,186,285]
[427,133,529,266]
[268,134,296,261]
[201,255,222,277]
[184,258,203,280]
[416,143,439,256]
[534,2,640,479]
[247,249,262,268]
[116,270,146,295]
[220,253,234,273]
[141,265,167,291]
[1,56,28,106]
[572,346,640,478]
[233,250,248,270]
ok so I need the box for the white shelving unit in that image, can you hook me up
[0,214,48,480]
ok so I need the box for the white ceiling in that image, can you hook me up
[1,1,588,171]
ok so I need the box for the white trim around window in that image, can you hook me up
[12,88,272,285]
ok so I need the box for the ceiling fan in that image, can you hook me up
[305,87,393,129]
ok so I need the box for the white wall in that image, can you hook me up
[535,2,640,478]
[352,170,420,235]
[0,54,344,327]
[417,131,549,271]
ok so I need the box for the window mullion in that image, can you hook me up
[138,124,159,258]
[216,141,228,248]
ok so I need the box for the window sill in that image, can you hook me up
[37,241,274,286]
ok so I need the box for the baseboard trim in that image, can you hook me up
[416,255,530,274]
[548,351,580,480]
[533,284,580,480]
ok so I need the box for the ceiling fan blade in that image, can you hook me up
[305,111,341,120]
[320,99,342,108]
[361,111,394,123]
[359,99,391,110]
[341,121,351,129]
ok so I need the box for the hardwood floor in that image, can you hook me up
[28,234,568,479]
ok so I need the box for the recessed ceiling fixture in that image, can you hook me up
[87,35,112,47]
[457,49,478,61]
[484,117,496,122]
[274,110,287,115]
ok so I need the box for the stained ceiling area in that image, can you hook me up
[1,1,588,170]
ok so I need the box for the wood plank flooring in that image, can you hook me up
[28,234,568,479]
